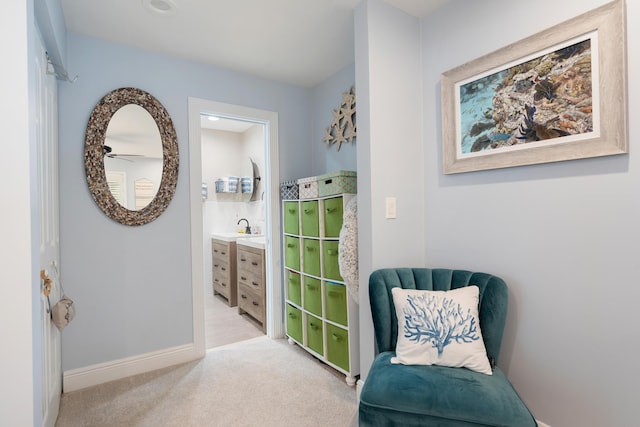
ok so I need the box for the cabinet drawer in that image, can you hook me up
[325,282,348,326]
[237,249,263,273]
[212,259,231,279]
[323,197,344,238]
[303,276,322,317]
[213,275,231,299]
[212,242,232,260]
[301,200,319,237]
[306,314,324,355]
[286,270,301,306]
[326,324,350,371]
[238,282,265,324]
[284,236,300,271]
[286,304,303,343]
[323,240,342,281]
[238,269,263,293]
[283,201,299,234]
[302,239,321,277]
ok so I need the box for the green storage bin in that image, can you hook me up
[284,236,300,271]
[326,324,350,371]
[303,276,322,316]
[302,239,321,277]
[284,201,299,234]
[323,197,344,238]
[286,304,303,344]
[301,200,319,237]
[287,270,301,306]
[306,314,324,355]
[325,282,348,326]
[323,240,343,281]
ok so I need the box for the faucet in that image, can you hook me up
[237,218,251,234]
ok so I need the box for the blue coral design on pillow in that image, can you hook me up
[402,293,479,357]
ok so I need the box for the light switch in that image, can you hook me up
[385,197,397,219]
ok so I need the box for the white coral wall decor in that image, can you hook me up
[324,86,356,151]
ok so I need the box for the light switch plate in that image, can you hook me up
[385,197,397,219]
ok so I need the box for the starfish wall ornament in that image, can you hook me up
[325,86,356,151]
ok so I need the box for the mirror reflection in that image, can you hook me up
[84,87,178,226]
[104,104,163,210]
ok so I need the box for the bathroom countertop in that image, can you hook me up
[236,236,266,250]
[211,232,263,242]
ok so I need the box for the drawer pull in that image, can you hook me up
[306,284,316,290]
[326,207,337,213]
[214,278,219,283]
[288,312,297,319]
[241,276,248,281]
[221,267,226,271]
[221,251,226,255]
[288,208,296,214]
[252,301,259,306]
[251,261,258,266]
[324,178,333,185]
[287,243,296,248]
[304,209,314,214]
[213,249,218,253]
[309,323,319,330]
[240,258,247,262]
[221,282,227,287]
[214,264,219,268]
[241,294,248,299]
[252,281,259,287]
[332,333,342,342]
[306,246,315,252]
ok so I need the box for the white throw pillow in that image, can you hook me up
[391,286,492,375]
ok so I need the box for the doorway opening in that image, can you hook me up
[188,98,283,355]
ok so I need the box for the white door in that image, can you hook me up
[35,32,62,427]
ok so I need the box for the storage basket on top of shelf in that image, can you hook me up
[280,180,299,200]
[297,176,318,199]
[317,170,356,197]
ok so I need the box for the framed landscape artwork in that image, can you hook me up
[441,0,627,174]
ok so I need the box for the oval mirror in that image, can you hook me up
[84,87,179,226]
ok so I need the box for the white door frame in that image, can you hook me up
[188,97,283,355]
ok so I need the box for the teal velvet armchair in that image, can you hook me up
[358,268,537,427]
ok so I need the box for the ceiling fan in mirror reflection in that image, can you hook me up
[102,145,144,162]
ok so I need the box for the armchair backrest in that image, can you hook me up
[369,268,508,366]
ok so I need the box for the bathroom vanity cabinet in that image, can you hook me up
[236,243,267,333]
[211,238,237,307]
[282,192,359,385]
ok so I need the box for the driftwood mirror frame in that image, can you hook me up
[84,87,179,226]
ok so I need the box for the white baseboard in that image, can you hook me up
[63,343,202,392]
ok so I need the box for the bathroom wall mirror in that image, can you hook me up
[84,87,179,226]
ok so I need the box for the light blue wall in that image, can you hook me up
[35,0,67,70]
[311,63,357,175]
[355,0,425,379]
[421,0,638,425]
[58,33,313,371]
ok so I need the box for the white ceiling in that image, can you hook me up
[60,0,449,88]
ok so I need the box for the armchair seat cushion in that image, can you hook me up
[359,352,537,427]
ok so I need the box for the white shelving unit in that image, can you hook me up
[282,192,359,385]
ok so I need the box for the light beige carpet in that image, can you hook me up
[55,336,358,427]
